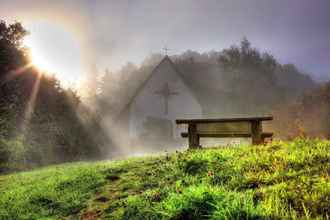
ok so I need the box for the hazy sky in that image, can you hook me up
[1,0,329,81]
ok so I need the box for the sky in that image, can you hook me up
[1,0,329,83]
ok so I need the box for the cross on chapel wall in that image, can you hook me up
[154,82,178,115]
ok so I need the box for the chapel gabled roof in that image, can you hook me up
[116,55,200,117]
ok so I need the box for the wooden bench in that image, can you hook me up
[176,116,273,148]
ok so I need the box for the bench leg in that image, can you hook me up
[188,123,200,149]
[251,121,262,145]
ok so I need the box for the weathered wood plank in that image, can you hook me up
[181,132,273,138]
[196,121,251,134]
[251,121,262,145]
[188,123,200,148]
[176,116,273,124]
[177,116,273,147]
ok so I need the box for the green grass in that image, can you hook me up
[0,139,329,219]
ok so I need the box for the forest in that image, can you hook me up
[1,20,329,173]
[2,0,330,218]
[0,21,108,172]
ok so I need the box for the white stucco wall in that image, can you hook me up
[129,58,202,139]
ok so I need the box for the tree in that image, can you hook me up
[97,39,315,119]
[0,20,31,138]
[0,21,103,172]
[217,38,282,113]
[273,82,330,139]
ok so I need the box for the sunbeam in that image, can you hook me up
[20,71,41,133]
[1,63,33,85]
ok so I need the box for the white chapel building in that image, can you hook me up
[118,55,202,149]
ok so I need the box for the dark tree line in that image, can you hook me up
[97,38,316,119]
[96,38,328,140]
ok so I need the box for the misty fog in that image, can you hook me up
[86,39,318,158]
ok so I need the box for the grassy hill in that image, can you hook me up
[0,139,329,219]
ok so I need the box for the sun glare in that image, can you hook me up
[28,47,52,72]
[23,21,83,86]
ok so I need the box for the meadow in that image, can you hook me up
[0,138,329,219]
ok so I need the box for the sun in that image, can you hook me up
[23,21,83,86]
[28,46,53,72]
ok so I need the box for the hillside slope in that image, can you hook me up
[0,139,329,219]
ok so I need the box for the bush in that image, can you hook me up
[160,186,267,220]
[0,137,29,172]
[178,156,208,175]
[122,196,161,220]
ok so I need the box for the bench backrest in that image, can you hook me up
[176,116,273,147]
[196,121,251,135]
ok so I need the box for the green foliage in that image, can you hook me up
[0,163,106,219]
[122,196,161,220]
[0,20,104,171]
[98,38,316,119]
[160,186,265,220]
[274,82,330,139]
[0,139,329,219]
[178,155,208,175]
[0,136,30,172]
[4,136,26,162]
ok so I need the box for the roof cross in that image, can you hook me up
[162,46,170,55]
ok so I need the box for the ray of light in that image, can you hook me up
[1,63,34,85]
[20,71,42,133]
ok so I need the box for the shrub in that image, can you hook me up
[159,186,267,220]
[0,136,28,172]
[178,157,208,175]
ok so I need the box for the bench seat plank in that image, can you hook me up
[176,116,273,124]
[181,132,273,138]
